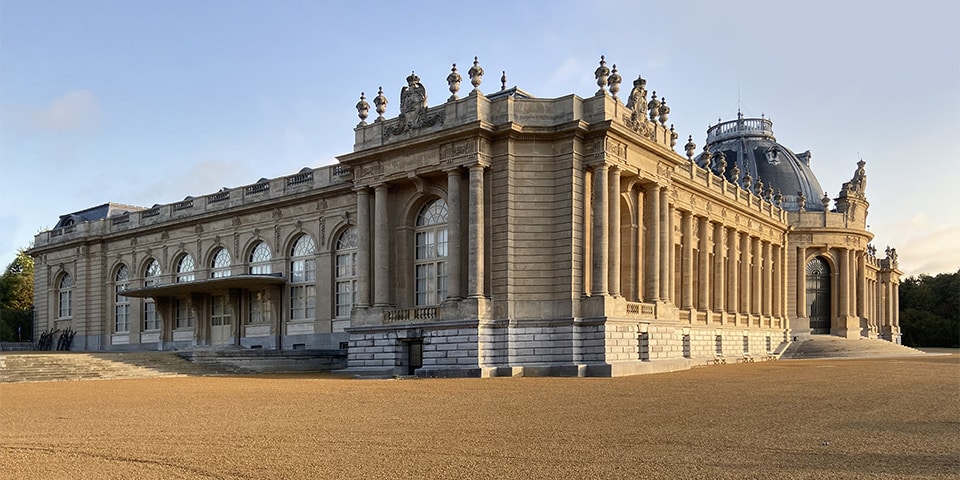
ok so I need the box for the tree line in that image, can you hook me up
[898,270,959,348]
[0,250,33,342]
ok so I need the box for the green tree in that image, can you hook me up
[0,250,34,342]
[899,270,959,348]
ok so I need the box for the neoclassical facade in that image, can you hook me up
[30,57,902,376]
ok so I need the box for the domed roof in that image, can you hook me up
[694,113,824,212]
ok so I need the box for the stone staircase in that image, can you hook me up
[0,352,247,383]
[781,336,925,360]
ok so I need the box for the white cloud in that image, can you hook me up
[27,90,101,132]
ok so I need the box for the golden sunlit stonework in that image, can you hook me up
[29,58,902,377]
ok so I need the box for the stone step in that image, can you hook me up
[0,352,241,383]
[782,336,924,359]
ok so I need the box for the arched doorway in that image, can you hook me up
[806,257,831,334]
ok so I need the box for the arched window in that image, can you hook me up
[143,259,161,331]
[415,199,448,306]
[57,273,74,319]
[211,248,231,278]
[806,257,831,334]
[176,254,195,283]
[335,226,358,318]
[290,235,316,321]
[115,265,130,333]
[249,242,272,274]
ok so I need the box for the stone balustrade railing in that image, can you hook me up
[36,164,353,247]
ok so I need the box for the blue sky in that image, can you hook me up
[1,0,958,276]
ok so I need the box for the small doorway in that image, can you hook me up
[806,257,831,334]
[407,339,423,376]
[210,295,232,345]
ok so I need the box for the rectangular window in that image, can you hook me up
[144,300,160,331]
[115,285,129,333]
[715,335,723,355]
[58,291,72,318]
[415,263,435,306]
[682,334,691,358]
[638,332,650,361]
[335,279,357,318]
[211,295,231,326]
[742,335,750,354]
[290,285,315,320]
[249,290,273,324]
[175,299,194,329]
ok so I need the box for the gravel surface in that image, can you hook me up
[2,354,958,479]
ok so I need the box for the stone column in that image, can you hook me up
[796,246,806,318]
[356,188,371,307]
[373,184,389,306]
[727,227,739,313]
[839,249,850,317]
[751,237,761,315]
[609,167,621,297]
[762,241,772,316]
[712,222,725,313]
[658,188,671,301]
[680,210,693,309]
[634,188,644,301]
[856,251,865,318]
[739,233,750,315]
[644,185,660,302]
[666,200,676,303]
[698,216,710,311]
[468,164,485,298]
[445,169,462,300]
[591,164,609,296]
[892,282,900,327]
[771,243,781,317]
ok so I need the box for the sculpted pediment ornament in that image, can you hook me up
[383,72,445,140]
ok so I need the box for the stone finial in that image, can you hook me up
[374,86,388,121]
[669,124,678,148]
[501,70,507,91]
[608,64,622,99]
[774,189,783,207]
[742,171,753,191]
[446,63,462,102]
[648,91,660,122]
[684,135,696,160]
[658,97,670,125]
[715,150,727,174]
[755,178,764,196]
[468,56,484,95]
[797,192,807,211]
[625,75,647,110]
[594,55,610,96]
[822,192,831,210]
[701,145,713,169]
[729,163,740,184]
[765,185,774,202]
[356,92,370,127]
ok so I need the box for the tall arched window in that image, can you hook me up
[143,259,162,331]
[115,265,130,333]
[806,257,831,334]
[57,273,74,319]
[176,254,195,283]
[335,226,358,318]
[249,242,272,274]
[415,199,448,306]
[290,235,316,321]
[211,248,231,278]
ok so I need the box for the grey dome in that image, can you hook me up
[694,114,825,212]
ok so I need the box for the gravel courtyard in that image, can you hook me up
[2,354,957,479]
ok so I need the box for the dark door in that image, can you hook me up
[407,340,423,376]
[806,257,831,334]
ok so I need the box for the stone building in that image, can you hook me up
[29,57,902,377]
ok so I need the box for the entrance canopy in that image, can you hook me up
[120,274,286,298]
